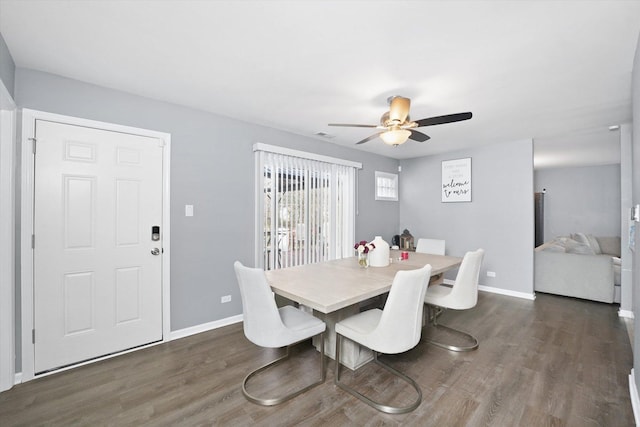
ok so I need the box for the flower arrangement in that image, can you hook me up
[354,240,375,254]
[354,240,375,268]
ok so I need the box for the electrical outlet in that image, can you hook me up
[221,295,232,303]
[487,271,496,277]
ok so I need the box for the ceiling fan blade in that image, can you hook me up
[355,133,383,145]
[415,112,473,127]
[389,96,410,123]
[328,123,378,128]
[409,130,431,142]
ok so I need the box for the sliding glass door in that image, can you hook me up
[254,144,359,270]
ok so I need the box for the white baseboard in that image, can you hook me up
[479,285,536,300]
[630,369,640,425]
[170,314,244,341]
[14,372,22,385]
[619,309,635,319]
[442,279,536,300]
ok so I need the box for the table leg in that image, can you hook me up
[429,273,444,286]
[307,305,373,371]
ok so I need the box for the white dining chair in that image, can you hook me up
[234,261,326,406]
[423,248,485,352]
[334,264,432,414]
[416,238,446,286]
[415,238,446,255]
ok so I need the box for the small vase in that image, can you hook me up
[358,252,369,268]
[369,236,390,267]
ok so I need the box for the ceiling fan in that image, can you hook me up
[328,96,472,146]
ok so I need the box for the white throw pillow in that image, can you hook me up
[566,242,595,255]
[586,234,602,254]
[571,233,589,246]
[559,237,581,251]
[571,233,601,254]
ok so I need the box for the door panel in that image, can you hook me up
[34,120,163,373]
[64,176,95,249]
[115,266,142,324]
[63,272,94,335]
[116,179,141,245]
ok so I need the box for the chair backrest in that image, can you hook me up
[415,238,446,255]
[372,264,432,354]
[447,249,485,310]
[233,261,287,347]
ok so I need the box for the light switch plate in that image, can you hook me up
[185,204,194,217]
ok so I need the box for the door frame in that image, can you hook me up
[19,109,171,382]
[0,81,16,391]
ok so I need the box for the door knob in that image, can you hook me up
[151,248,160,255]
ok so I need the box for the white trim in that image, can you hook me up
[479,285,536,300]
[170,314,244,341]
[0,80,16,392]
[19,109,34,382]
[254,149,264,267]
[443,279,537,300]
[630,369,640,425]
[619,309,635,319]
[19,109,171,382]
[253,142,362,169]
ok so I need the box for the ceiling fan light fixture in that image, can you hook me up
[380,129,411,146]
[328,96,471,146]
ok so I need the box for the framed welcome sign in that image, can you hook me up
[441,157,471,202]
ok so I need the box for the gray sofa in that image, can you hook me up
[534,234,621,303]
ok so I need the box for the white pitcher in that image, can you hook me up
[369,236,390,267]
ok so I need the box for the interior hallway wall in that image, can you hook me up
[0,32,15,98]
[535,164,621,240]
[399,139,534,296]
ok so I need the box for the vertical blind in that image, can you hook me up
[254,144,360,270]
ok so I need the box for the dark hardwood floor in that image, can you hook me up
[0,292,634,426]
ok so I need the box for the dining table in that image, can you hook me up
[264,250,462,370]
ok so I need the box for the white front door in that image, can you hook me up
[33,120,164,373]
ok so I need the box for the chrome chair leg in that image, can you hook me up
[424,305,479,352]
[242,332,326,406]
[334,334,422,414]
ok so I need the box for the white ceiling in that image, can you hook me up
[1,0,639,165]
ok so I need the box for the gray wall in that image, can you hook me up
[399,139,534,295]
[535,164,621,240]
[0,32,15,98]
[631,30,640,399]
[13,68,399,367]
